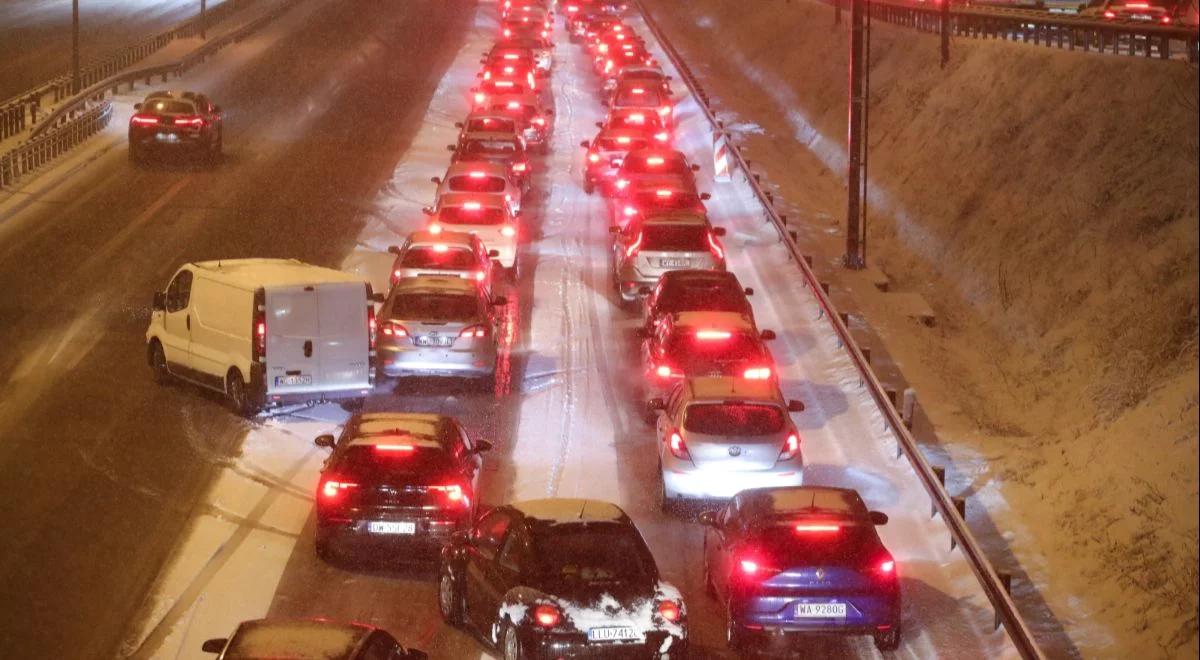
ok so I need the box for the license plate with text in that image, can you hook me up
[795,603,847,618]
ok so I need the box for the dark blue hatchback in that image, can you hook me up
[699,486,901,653]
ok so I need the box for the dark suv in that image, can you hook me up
[313,412,493,561]
[128,90,223,164]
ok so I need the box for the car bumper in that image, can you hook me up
[661,462,803,500]
[378,345,496,378]
[129,130,205,149]
[263,383,373,407]
[521,628,686,660]
[318,515,469,552]
[617,275,655,302]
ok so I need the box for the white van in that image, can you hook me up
[146,259,377,415]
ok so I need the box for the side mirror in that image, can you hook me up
[787,399,805,413]
[421,206,434,216]
[314,434,336,449]
[869,511,889,526]
[446,144,457,151]
[637,285,652,296]
[200,638,227,654]
[761,329,777,341]
[696,510,719,527]
[134,102,143,110]
[580,140,591,148]
[492,295,509,306]
[474,439,494,453]
[431,176,442,184]
[700,192,712,201]
[713,227,726,237]
[488,249,500,258]
[370,292,385,304]
[647,396,666,411]
[152,291,166,311]
[690,164,700,172]
[388,245,402,255]
[744,287,754,296]
[595,121,604,129]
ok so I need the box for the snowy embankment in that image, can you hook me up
[642,0,1199,657]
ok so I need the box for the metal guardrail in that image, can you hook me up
[848,0,1199,61]
[0,1,300,189]
[0,0,264,141]
[634,2,1048,658]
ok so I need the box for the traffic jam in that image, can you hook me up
[130,1,999,659]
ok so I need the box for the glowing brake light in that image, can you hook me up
[474,92,486,104]
[743,367,771,380]
[431,483,470,507]
[432,244,450,253]
[696,330,732,340]
[657,600,682,623]
[428,224,442,235]
[130,114,160,126]
[1103,9,1116,16]
[375,444,416,452]
[532,116,546,126]
[780,433,800,460]
[380,321,409,337]
[668,431,691,459]
[1126,2,1150,7]
[655,189,673,197]
[507,101,521,109]
[474,270,486,282]
[631,87,645,94]
[795,523,840,533]
[503,66,515,73]
[503,53,520,60]
[657,106,670,117]
[496,80,514,88]
[460,325,488,338]
[533,604,561,628]
[739,559,759,575]
[617,136,632,144]
[623,205,637,217]
[655,364,673,378]
[321,479,357,499]
[588,152,601,163]
[501,225,517,237]
[503,28,512,36]
[646,156,665,166]
[511,162,527,172]
[173,116,204,127]
[1161,14,1172,22]
[879,559,896,574]
[463,201,482,210]
[654,131,669,142]
[615,179,628,190]
[469,170,486,178]
[629,113,645,122]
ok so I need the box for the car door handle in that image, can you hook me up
[304,340,313,358]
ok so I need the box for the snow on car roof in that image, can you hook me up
[224,619,370,659]
[512,498,629,523]
[191,259,366,288]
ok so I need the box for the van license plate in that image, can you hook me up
[275,374,312,386]
[795,603,846,618]
[367,521,416,535]
[587,626,639,641]
[659,259,689,268]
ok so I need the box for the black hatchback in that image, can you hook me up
[313,412,492,561]
[438,499,689,659]
[642,269,755,332]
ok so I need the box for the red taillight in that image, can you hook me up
[623,205,638,217]
[779,432,800,460]
[173,115,204,127]
[367,305,377,350]
[512,162,528,172]
[707,232,725,260]
[254,320,266,361]
[696,329,732,340]
[474,270,486,282]
[657,600,682,623]
[657,105,670,117]
[1161,14,1172,22]
[501,225,517,237]
[532,116,546,126]
[130,114,159,126]
[654,131,669,142]
[430,483,471,508]
[321,479,357,500]
[795,523,840,533]
[428,223,443,235]
[533,604,561,628]
[647,156,665,166]
[474,92,486,104]
[375,444,416,452]
[460,325,488,338]
[739,559,760,575]
[879,559,896,574]
[655,364,674,379]
[587,152,601,163]
[1103,9,1116,17]
[668,431,690,460]
[625,232,643,259]
[380,321,409,337]
[391,269,402,287]
[743,366,772,380]
[615,179,628,190]
[655,189,672,198]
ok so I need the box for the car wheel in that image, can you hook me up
[502,622,524,660]
[874,621,901,651]
[584,179,595,195]
[438,564,464,626]
[148,341,170,385]
[225,369,253,417]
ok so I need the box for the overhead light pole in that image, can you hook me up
[844,0,869,269]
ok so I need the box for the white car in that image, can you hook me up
[424,193,521,278]
[146,259,376,415]
[432,161,523,216]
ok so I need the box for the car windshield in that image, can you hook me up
[640,223,708,251]
[400,247,478,269]
[684,403,786,435]
[461,139,521,156]
[339,444,456,481]
[142,100,194,115]
[665,332,763,372]
[389,293,480,322]
[614,86,664,106]
[447,175,507,193]
[438,206,508,225]
[531,524,652,583]
[596,136,649,151]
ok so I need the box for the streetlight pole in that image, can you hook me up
[844,0,867,269]
[72,0,81,94]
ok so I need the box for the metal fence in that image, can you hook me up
[0,0,264,141]
[0,1,300,189]
[635,1,1048,658]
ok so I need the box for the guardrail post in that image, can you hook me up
[861,347,871,364]
[803,255,813,268]
[994,571,1013,630]
[901,387,916,428]
[949,496,966,550]
[931,466,946,516]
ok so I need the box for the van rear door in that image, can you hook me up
[315,281,371,391]
[263,285,321,396]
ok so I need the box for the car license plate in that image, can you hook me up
[367,521,416,535]
[795,603,847,618]
[274,374,312,386]
[659,258,689,268]
[155,132,177,142]
[415,335,454,347]
[587,626,640,642]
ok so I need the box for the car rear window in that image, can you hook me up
[749,523,877,566]
[338,444,456,481]
[466,117,517,133]
[659,282,749,315]
[531,524,653,583]
[461,139,521,156]
[633,190,700,210]
[609,113,661,131]
[448,175,507,193]
[438,206,508,226]
[623,153,687,174]
[401,247,478,269]
[684,403,786,435]
[143,100,195,115]
[614,86,664,106]
[486,81,528,94]
[596,137,649,151]
[489,103,537,120]
[389,293,480,322]
[641,223,708,251]
[665,333,763,371]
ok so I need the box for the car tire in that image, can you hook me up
[584,179,595,195]
[148,341,170,385]
[225,368,254,417]
[502,622,525,660]
[874,621,901,651]
[437,564,465,626]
